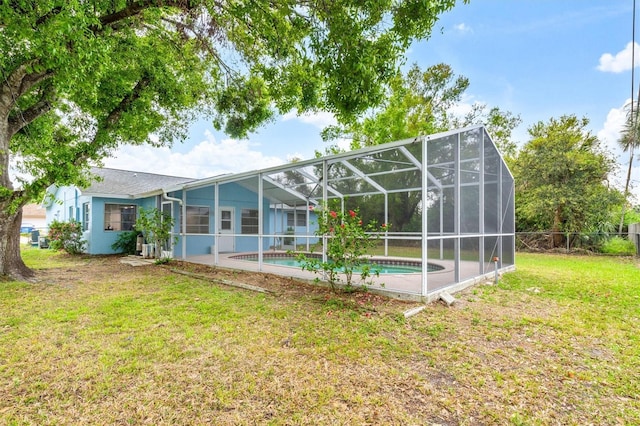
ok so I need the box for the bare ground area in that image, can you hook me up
[2,254,638,425]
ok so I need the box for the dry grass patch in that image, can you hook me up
[0,249,638,424]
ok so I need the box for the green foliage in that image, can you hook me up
[47,219,86,255]
[1,1,462,199]
[111,231,140,255]
[294,202,389,290]
[318,63,520,232]
[135,207,176,256]
[608,204,640,233]
[1,0,464,276]
[600,236,636,255]
[512,115,623,244]
[321,63,521,157]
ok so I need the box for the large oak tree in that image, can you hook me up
[0,0,463,279]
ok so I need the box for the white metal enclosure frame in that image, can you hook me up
[165,126,515,300]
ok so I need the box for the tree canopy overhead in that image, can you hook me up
[0,0,464,278]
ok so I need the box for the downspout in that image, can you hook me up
[163,191,183,259]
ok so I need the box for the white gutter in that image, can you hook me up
[163,191,184,259]
[162,192,182,205]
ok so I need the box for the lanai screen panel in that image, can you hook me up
[501,156,516,268]
[192,126,515,299]
[460,129,481,235]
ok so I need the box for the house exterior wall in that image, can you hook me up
[171,187,213,257]
[45,182,281,256]
[84,197,144,255]
[271,207,319,248]
[170,182,274,256]
[45,186,82,224]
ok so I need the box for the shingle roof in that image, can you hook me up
[82,168,195,197]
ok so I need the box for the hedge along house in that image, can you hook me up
[43,125,514,300]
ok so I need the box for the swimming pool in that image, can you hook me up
[230,253,444,274]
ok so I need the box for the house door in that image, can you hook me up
[218,207,234,252]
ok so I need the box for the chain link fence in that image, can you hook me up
[516,232,640,255]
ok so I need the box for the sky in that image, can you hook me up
[103,0,640,200]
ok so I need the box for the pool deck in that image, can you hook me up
[184,251,501,301]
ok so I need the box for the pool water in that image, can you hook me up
[237,255,443,274]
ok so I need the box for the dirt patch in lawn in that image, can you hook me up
[165,259,414,311]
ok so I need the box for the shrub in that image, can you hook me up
[48,219,86,255]
[111,231,140,254]
[136,207,176,257]
[294,202,389,291]
[600,236,636,255]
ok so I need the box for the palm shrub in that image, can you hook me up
[135,207,176,258]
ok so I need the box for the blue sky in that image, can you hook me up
[104,0,640,198]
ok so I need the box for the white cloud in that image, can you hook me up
[597,100,640,200]
[103,130,286,178]
[597,101,628,150]
[450,94,485,118]
[281,110,337,129]
[597,42,640,73]
[452,23,473,35]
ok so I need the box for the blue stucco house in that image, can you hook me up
[43,167,319,257]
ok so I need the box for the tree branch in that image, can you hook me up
[66,74,153,169]
[95,0,195,31]
[35,6,63,26]
[159,16,236,77]
[105,75,152,128]
[7,86,55,137]
[1,61,53,109]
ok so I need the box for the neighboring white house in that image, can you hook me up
[21,203,47,233]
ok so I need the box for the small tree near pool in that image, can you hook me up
[294,202,389,291]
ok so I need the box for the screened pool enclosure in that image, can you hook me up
[171,126,515,301]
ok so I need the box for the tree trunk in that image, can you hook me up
[0,203,34,280]
[618,147,634,234]
[552,206,564,249]
[0,96,34,280]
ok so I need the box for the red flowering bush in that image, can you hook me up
[48,219,86,255]
[295,201,390,291]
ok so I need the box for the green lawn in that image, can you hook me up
[0,248,638,424]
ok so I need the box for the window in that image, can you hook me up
[220,209,232,231]
[82,203,90,231]
[287,211,307,227]
[241,209,258,234]
[104,204,137,231]
[181,206,210,234]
